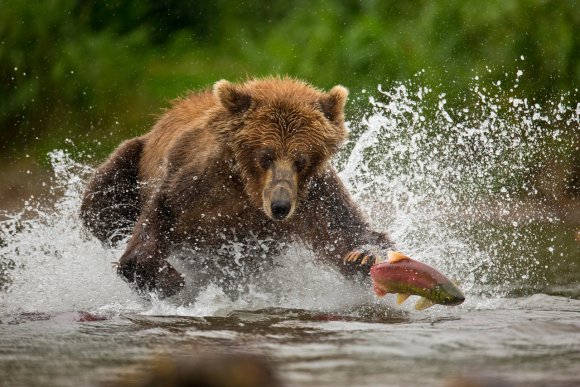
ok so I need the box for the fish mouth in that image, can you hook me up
[440,295,466,306]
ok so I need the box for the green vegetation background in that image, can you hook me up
[1,0,579,173]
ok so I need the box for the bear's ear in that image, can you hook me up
[213,80,252,114]
[319,85,348,122]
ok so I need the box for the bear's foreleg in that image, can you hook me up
[298,170,394,279]
[116,192,185,298]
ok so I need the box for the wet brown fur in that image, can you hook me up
[80,77,393,298]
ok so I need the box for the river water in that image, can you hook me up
[1,75,579,386]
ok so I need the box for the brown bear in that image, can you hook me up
[80,77,393,298]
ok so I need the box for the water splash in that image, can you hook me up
[340,71,578,295]
[0,73,577,316]
[0,150,369,316]
[0,151,144,315]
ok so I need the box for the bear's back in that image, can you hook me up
[139,90,221,183]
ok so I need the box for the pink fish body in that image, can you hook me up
[370,251,465,310]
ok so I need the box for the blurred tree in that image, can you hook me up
[0,0,578,163]
[0,0,153,159]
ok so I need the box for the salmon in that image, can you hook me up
[370,251,465,310]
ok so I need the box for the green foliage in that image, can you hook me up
[1,0,578,163]
[0,0,153,160]
[240,0,580,95]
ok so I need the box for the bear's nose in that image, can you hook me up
[271,200,291,220]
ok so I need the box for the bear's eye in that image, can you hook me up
[294,155,308,173]
[257,150,275,170]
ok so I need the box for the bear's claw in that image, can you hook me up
[343,249,378,268]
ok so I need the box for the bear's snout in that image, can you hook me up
[262,161,297,221]
[271,199,292,220]
[268,184,294,220]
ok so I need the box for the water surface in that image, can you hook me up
[1,75,579,386]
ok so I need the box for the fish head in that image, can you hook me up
[431,281,465,306]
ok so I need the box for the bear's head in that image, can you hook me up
[212,77,348,221]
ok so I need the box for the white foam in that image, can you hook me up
[0,151,144,315]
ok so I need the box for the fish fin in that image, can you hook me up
[396,293,410,305]
[415,297,435,311]
[387,251,410,264]
[373,283,388,297]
